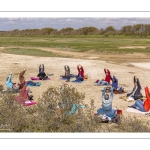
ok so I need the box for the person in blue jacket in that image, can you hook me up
[6,72,19,93]
[110,75,118,90]
[97,87,117,119]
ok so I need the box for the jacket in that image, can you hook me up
[143,86,150,112]
[104,69,111,84]
[6,74,13,89]
[127,77,142,99]
[77,65,84,78]
[111,76,118,89]
[18,81,28,102]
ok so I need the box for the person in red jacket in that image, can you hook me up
[104,68,111,84]
[128,86,150,112]
[96,68,111,86]
[76,64,84,81]
[77,64,84,78]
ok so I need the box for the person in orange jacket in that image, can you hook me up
[128,86,150,112]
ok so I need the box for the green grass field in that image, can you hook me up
[1,35,150,56]
[2,48,63,57]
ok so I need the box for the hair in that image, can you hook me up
[104,94,109,100]
[39,64,44,72]
[19,84,23,90]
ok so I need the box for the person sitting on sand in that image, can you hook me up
[126,76,143,101]
[110,75,118,90]
[97,86,119,122]
[76,64,84,82]
[6,72,19,93]
[60,65,71,82]
[128,86,150,112]
[96,68,111,86]
[37,64,48,80]
[19,69,41,87]
[17,79,33,104]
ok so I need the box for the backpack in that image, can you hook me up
[117,86,124,94]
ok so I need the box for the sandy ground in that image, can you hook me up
[1,48,150,121]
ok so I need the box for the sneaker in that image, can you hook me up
[128,105,135,108]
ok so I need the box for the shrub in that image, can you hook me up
[0,84,150,132]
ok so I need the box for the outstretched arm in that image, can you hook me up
[19,69,26,77]
[7,73,12,83]
[110,87,114,100]
[107,69,110,75]
[102,87,106,100]
[137,79,141,89]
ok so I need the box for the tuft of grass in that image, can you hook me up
[2,48,63,57]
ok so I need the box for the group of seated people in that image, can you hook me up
[6,69,35,105]
[60,64,85,82]
[4,63,150,119]
[94,68,150,122]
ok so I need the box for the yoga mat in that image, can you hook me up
[30,77,50,80]
[15,96,36,106]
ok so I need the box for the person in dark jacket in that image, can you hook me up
[60,65,71,82]
[110,75,118,90]
[37,64,48,80]
[127,76,143,100]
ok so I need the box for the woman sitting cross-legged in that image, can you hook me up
[60,65,71,82]
[72,64,85,83]
[110,75,118,91]
[6,72,19,93]
[16,80,34,104]
[37,64,48,80]
[126,76,143,101]
[97,87,119,122]
[128,86,150,112]
[76,64,84,81]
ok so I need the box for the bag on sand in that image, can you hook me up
[126,96,134,102]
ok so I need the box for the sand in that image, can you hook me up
[1,50,150,121]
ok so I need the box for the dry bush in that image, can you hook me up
[0,84,150,132]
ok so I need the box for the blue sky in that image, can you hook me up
[1,18,150,31]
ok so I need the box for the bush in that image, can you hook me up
[0,84,150,132]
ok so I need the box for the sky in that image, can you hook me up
[1,18,150,31]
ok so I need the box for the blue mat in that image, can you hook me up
[72,80,84,83]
